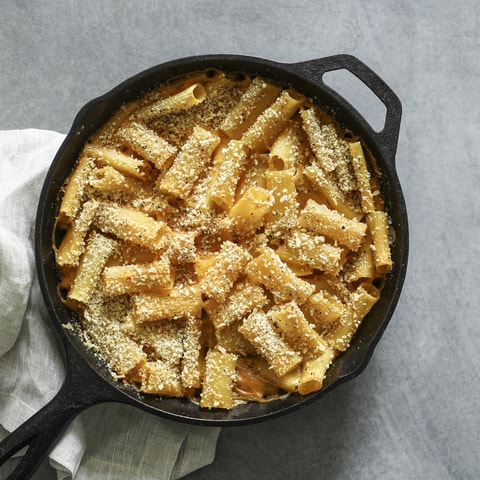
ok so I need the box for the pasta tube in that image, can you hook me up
[299,199,367,251]
[116,121,178,170]
[245,247,315,304]
[89,166,143,196]
[327,283,380,351]
[343,241,376,283]
[367,211,393,274]
[135,83,207,122]
[58,155,94,222]
[82,294,147,379]
[220,77,282,139]
[300,108,345,173]
[242,91,303,152]
[276,230,345,275]
[83,144,147,180]
[67,232,117,304]
[269,301,328,357]
[304,290,345,328]
[224,186,274,235]
[350,141,375,213]
[133,282,203,322]
[239,309,302,377]
[303,162,358,219]
[96,203,170,248]
[181,317,203,390]
[140,360,186,397]
[159,126,220,199]
[208,139,248,210]
[102,256,173,296]
[56,200,99,267]
[200,348,237,409]
[197,241,251,302]
[206,280,268,330]
[298,348,335,395]
[268,123,308,170]
[264,169,299,235]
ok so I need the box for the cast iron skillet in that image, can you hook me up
[0,54,408,479]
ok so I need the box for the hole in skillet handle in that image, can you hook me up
[323,69,387,133]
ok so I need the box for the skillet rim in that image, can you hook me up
[35,53,408,426]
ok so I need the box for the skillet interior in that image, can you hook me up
[36,54,408,425]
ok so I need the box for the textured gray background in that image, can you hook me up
[1,0,479,479]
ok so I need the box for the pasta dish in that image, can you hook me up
[54,69,393,409]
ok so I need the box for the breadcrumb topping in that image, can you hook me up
[55,69,393,409]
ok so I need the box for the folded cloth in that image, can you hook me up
[0,130,220,479]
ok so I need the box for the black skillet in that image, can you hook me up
[0,54,408,479]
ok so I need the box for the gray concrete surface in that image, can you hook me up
[1,1,479,478]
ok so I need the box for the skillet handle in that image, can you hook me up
[0,358,121,480]
[290,54,402,161]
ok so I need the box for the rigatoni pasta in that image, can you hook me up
[54,69,393,409]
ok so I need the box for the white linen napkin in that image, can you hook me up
[0,129,220,480]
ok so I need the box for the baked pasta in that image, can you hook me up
[55,69,393,409]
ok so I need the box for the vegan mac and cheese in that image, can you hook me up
[54,70,393,409]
